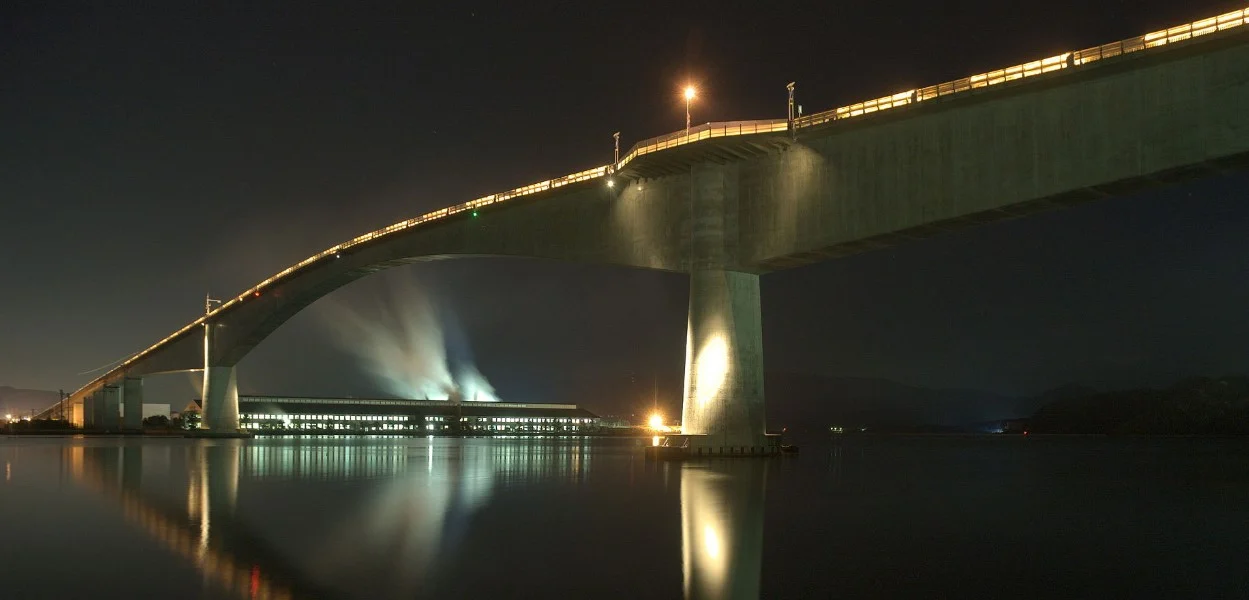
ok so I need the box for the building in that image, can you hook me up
[237,395,601,434]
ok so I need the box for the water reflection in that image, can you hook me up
[71,442,319,600]
[67,438,599,599]
[680,461,767,600]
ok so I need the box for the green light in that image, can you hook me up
[471,211,478,217]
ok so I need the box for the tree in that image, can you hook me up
[143,415,170,428]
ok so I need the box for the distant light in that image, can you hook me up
[606,179,615,188]
[648,413,664,430]
[253,291,261,298]
[4,414,10,421]
[471,211,478,217]
[684,85,697,101]
[334,253,341,259]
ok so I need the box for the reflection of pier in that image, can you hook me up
[681,462,767,600]
[69,442,339,600]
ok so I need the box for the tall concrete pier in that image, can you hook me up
[681,164,767,450]
[201,366,240,433]
[123,376,143,430]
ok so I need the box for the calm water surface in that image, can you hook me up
[1,435,1246,599]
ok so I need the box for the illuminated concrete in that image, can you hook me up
[123,377,143,430]
[680,163,766,448]
[50,22,1249,437]
[201,365,240,433]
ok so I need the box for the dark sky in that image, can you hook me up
[3,1,1248,417]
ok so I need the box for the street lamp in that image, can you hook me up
[683,85,697,134]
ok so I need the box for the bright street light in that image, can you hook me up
[648,413,664,430]
[683,85,697,134]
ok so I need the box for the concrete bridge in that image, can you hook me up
[50,7,1249,452]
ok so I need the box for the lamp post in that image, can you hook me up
[613,131,620,164]
[684,85,696,134]
[787,82,796,138]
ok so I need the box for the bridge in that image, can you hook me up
[47,7,1249,452]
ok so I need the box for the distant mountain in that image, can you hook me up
[766,373,1039,433]
[0,386,60,416]
[1028,376,1249,434]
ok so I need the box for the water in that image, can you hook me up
[1,435,1246,599]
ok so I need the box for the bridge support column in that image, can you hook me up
[101,385,121,431]
[680,162,768,452]
[681,270,765,448]
[123,377,143,430]
[201,365,240,433]
[83,392,97,428]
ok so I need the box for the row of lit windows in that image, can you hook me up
[239,413,594,424]
[242,414,409,422]
[241,422,596,432]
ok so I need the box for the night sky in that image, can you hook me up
[3,1,1248,418]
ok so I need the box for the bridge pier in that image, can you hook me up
[123,377,143,430]
[679,163,768,452]
[101,385,121,431]
[681,269,766,449]
[201,364,241,433]
[83,392,98,429]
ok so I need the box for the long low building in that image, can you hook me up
[237,395,601,434]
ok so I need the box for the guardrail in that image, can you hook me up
[795,6,1247,128]
[60,6,1249,407]
[616,119,790,168]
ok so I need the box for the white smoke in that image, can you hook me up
[320,274,499,402]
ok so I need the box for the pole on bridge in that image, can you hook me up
[787,82,796,139]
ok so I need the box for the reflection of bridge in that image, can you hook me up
[50,8,1249,451]
[67,439,600,599]
[69,442,335,600]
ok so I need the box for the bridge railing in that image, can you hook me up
[1075,8,1248,65]
[616,119,790,169]
[795,6,1249,128]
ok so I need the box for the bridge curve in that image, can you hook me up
[50,7,1249,443]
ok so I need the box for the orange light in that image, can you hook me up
[683,86,696,101]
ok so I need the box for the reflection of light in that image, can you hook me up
[682,463,766,600]
[652,436,661,447]
[682,467,730,599]
[703,525,722,559]
[695,335,729,408]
